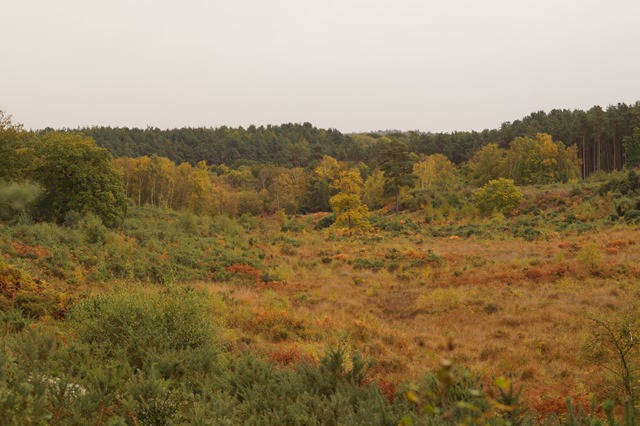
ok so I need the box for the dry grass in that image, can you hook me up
[201,225,640,416]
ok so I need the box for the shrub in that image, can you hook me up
[69,285,222,372]
[314,213,335,230]
[0,262,67,319]
[474,178,523,215]
[576,241,603,272]
[281,217,306,233]
[350,257,385,271]
[625,209,640,223]
[583,307,640,404]
[209,215,244,238]
[79,213,108,245]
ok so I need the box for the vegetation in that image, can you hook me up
[329,169,370,231]
[623,128,640,170]
[32,133,128,227]
[474,178,523,215]
[1,104,640,423]
[32,102,640,178]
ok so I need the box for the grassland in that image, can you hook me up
[1,179,640,423]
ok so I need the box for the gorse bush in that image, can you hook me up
[0,206,268,285]
[2,282,638,424]
[69,285,222,372]
[0,286,404,424]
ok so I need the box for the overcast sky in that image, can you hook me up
[2,0,639,133]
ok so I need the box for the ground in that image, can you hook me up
[208,224,640,416]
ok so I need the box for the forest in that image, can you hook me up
[51,101,640,178]
[1,104,640,424]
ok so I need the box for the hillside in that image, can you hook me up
[1,173,640,423]
[2,106,640,423]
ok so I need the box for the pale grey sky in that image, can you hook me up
[2,0,639,133]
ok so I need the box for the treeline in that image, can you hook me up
[4,104,640,227]
[112,131,584,219]
[44,101,640,176]
[72,123,353,168]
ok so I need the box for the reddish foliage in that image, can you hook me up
[227,264,261,283]
[10,242,51,259]
[606,239,634,250]
[268,347,315,368]
[532,396,594,418]
[310,212,331,220]
[403,249,426,260]
[524,268,544,280]
[256,281,285,291]
[532,397,567,417]
[374,379,397,404]
[0,265,40,299]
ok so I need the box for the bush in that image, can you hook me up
[314,213,335,230]
[69,285,222,372]
[210,215,244,238]
[281,217,306,233]
[79,213,108,245]
[0,262,67,319]
[625,209,640,223]
[474,178,523,215]
[599,170,640,196]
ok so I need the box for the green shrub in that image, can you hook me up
[350,257,385,271]
[625,209,640,223]
[69,285,222,372]
[210,215,244,238]
[314,213,335,230]
[281,217,306,233]
[79,213,108,245]
[474,178,523,215]
[237,213,259,230]
[599,170,640,196]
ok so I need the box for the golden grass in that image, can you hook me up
[200,226,640,416]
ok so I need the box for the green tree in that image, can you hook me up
[557,142,582,182]
[0,110,32,181]
[504,136,538,184]
[32,132,127,227]
[468,143,506,186]
[623,127,640,169]
[380,140,415,214]
[524,133,560,184]
[474,178,522,215]
[307,178,332,212]
[271,170,300,213]
[362,169,386,210]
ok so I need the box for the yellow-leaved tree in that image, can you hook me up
[413,153,460,191]
[329,169,370,231]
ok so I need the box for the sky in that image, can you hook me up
[2,0,640,133]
